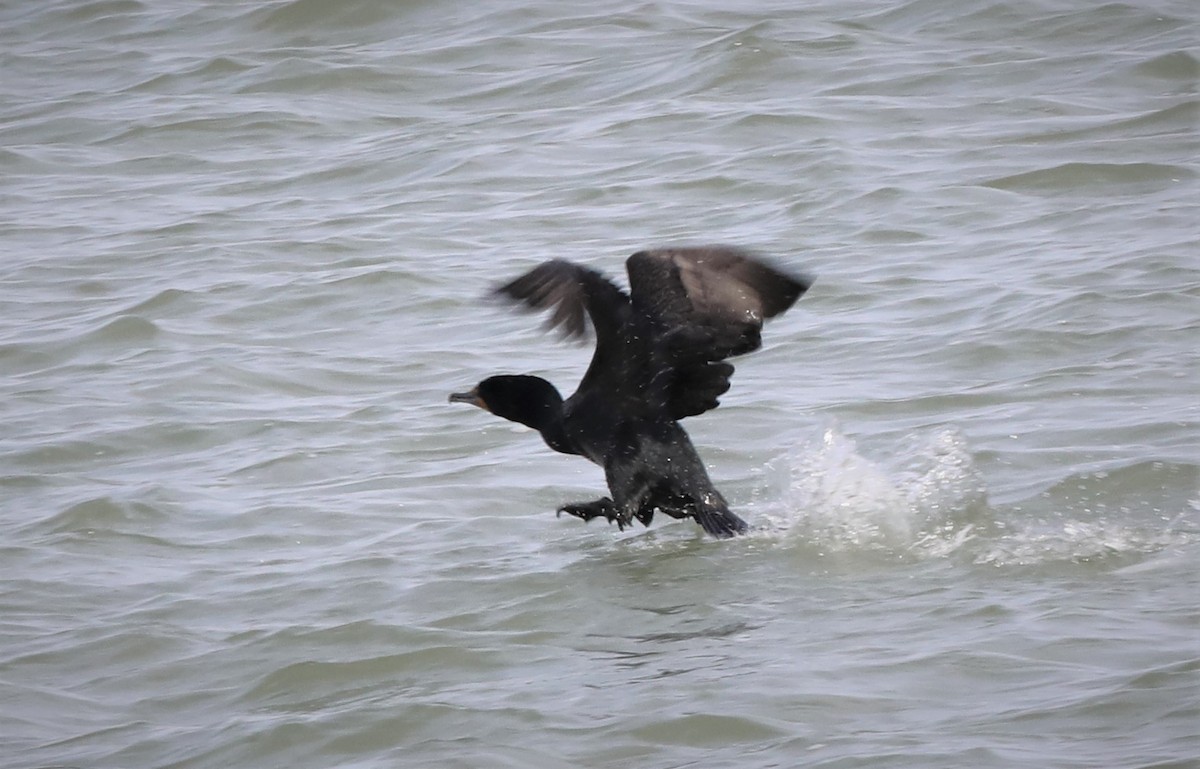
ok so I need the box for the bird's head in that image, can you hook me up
[449,375,564,430]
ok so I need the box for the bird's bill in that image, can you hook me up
[448,387,487,410]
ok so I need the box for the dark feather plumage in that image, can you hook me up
[452,245,812,538]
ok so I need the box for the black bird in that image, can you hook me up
[449,246,812,538]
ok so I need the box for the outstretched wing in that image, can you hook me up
[626,246,812,419]
[494,259,628,340]
[493,258,634,392]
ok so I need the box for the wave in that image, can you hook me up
[982,162,1193,193]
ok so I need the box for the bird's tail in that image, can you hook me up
[693,498,749,539]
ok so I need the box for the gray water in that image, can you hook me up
[2,1,1198,767]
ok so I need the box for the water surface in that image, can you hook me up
[1,1,1197,767]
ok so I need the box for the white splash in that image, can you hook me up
[758,424,988,557]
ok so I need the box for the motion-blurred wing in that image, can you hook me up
[494,259,629,340]
[626,246,812,418]
[627,246,810,353]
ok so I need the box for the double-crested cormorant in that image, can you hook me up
[450,245,812,538]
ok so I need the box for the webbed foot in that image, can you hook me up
[556,498,632,531]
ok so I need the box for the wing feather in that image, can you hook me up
[493,259,633,401]
[626,246,812,418]
[490,249,811,421]
[494,259,608,339]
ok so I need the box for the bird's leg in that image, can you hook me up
[654,492,694,521]
[633,491,692,528]
[557,497,630,530]
[634,501,655,528]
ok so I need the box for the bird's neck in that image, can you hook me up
[525,402,574,456]
[502,383,575,456]
[538,416,575,456]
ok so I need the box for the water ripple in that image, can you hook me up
[2,1,1197,768]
